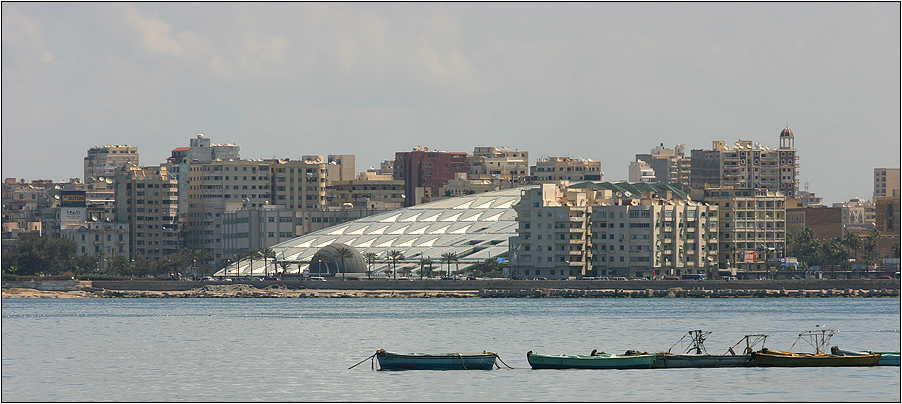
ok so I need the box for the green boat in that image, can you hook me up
[527,350,655,369]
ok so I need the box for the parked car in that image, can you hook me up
[876,275,891,279]
[309,277,327,282]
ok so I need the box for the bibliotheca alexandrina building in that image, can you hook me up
[214,187,523,278]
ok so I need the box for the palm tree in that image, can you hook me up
[728,244,738,271]
[260,247,276,278]
[245,249,261,279]
[233,251,249,279]
[277,261,290,278]
[441,252,458,278]
[419,258,434,280]
[364,252,378,280]
[863,229,879,263]
[388,250,404,280]
[335,246,354,280]
[843,233,861,263]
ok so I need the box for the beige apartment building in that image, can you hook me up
[690,127,799,197]
[469,146,530,185]
[874,168,901,201]
[513,183,592,279]
[693,187,787,273]
[530,157,603,183]
[632,143,691,186]
[440,172,504,198]
[628,160,657,183]
[271,159,328,210]
[114,163,180,261]
[512,181,716,280]
[302,155,355,186]
[832,198,876,232]
[330,171,404,210]
[84,145,139,187]
[184,159,272,265]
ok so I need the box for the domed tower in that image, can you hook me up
[779,126,794,149]
[778,126,798,198]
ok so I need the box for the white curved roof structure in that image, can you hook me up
[215,187,527,277]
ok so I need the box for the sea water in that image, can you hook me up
[2,298,899,402]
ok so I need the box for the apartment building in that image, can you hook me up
[394,148,471,207]
[114,163,180,261]
[330,171,404,210]
[163,134,241,218]
[270,159,328,210]
[2,179,56,237]
[512,181,714,280]
[222,204,298,263]
[84,145,139,186]
[60,222,130,270]
[440,172,504,198]
[513,183,592,280]
[690,127,799,197]
[875,191,900,235]
[2,178,117,243]
[833,198,876,231]
[183,159,271,265]
[469,146,529,185]
[628,160,657,183]
[633,143,691,186]
[692,187,787,272]
[874,168,901,201]
[530,157,603,183]
[302,155,355,186]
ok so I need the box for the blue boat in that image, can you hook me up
[832,347,900,366]
[373,349,500,370]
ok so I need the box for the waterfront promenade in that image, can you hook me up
[2,278,899,298]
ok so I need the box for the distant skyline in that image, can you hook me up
[2,2,899,205]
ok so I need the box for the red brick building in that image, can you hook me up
[394,150,471,207]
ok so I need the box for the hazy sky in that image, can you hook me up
[2,2,899,205]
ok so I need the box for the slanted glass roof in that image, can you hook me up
[216,187,528,277]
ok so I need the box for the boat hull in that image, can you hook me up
[832,348,900,366]
[375,351,497,370]
[527,352,655,369]
[652,353,752,368]
[752,350,880,367]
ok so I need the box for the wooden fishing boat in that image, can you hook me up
[373,349,500,370]
[652,331,760,368]
[751,330,880,367]
[526,350,655,369]
[752,349,880,367]
[832,347,900,366]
